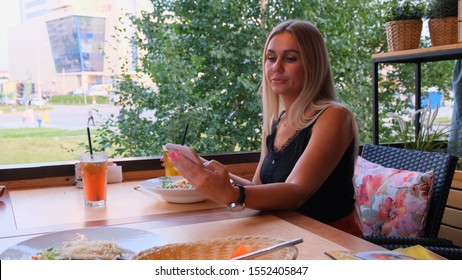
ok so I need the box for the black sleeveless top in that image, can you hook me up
[259,112,356,223]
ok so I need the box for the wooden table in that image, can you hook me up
[0,180,384,259]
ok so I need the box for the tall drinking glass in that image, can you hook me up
[163,148,180,176]
[80,152,108,206]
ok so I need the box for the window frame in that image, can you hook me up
[0,151,260,187]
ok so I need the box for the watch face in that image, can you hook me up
[228,202,245,212]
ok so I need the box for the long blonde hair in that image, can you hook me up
[260,20,357,154]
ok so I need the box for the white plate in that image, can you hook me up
[138,176,207,204]
[0,227,168,260]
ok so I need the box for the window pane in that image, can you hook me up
[0,0,152,165]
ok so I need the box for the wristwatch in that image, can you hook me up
[227,184,246,212]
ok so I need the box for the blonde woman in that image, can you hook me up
[166,20,360,236]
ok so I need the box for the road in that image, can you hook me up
[0,103,454,131]
[0,104,122,130]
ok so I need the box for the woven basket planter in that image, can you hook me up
[429,17,458,46]
[385,19,423,52]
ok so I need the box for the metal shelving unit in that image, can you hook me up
[372,43,462,144]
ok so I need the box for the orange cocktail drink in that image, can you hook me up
[80,152,108,206]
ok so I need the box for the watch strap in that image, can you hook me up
[227,183,246,211]
[233,183,246,204]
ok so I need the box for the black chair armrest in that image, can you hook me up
[362,236,454,247]
[363,236,462,260]
[423,246,462,260]
[375,244,462,260]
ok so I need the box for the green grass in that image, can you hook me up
[1,96,114,165]
[434,116,451,124]
[0,128,91,164]
[48,95,109,105]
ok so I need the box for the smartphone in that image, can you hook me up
[164,144,203,165]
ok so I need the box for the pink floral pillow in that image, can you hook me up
[354,156,435,237]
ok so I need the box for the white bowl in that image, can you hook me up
[138,176,207,204]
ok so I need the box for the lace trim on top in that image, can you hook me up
[273,125,301,152]
[272,108,327,152]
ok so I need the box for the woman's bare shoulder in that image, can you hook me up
[321,104,353,120]
[313,104,355,136]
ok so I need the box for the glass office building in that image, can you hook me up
[46,16,106,73]
[7,0,151,95]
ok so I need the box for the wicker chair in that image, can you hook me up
[358,144,462,259]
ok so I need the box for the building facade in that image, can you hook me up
[8,0,150,96]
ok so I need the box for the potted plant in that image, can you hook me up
[426,0,458,46]
[387,102,449,152]
[385,0,426,52]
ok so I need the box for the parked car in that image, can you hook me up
[16,97,26,105]
[71,87,86,95]
[0,98,15,105]
[31,98,46,107]
[15,97,47,107]
[88,84,113,96]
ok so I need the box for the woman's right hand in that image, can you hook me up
[168,153,237,205]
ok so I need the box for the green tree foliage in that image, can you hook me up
[98,0,266,157]
[97,0,455,157]
[262,0,390,144]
